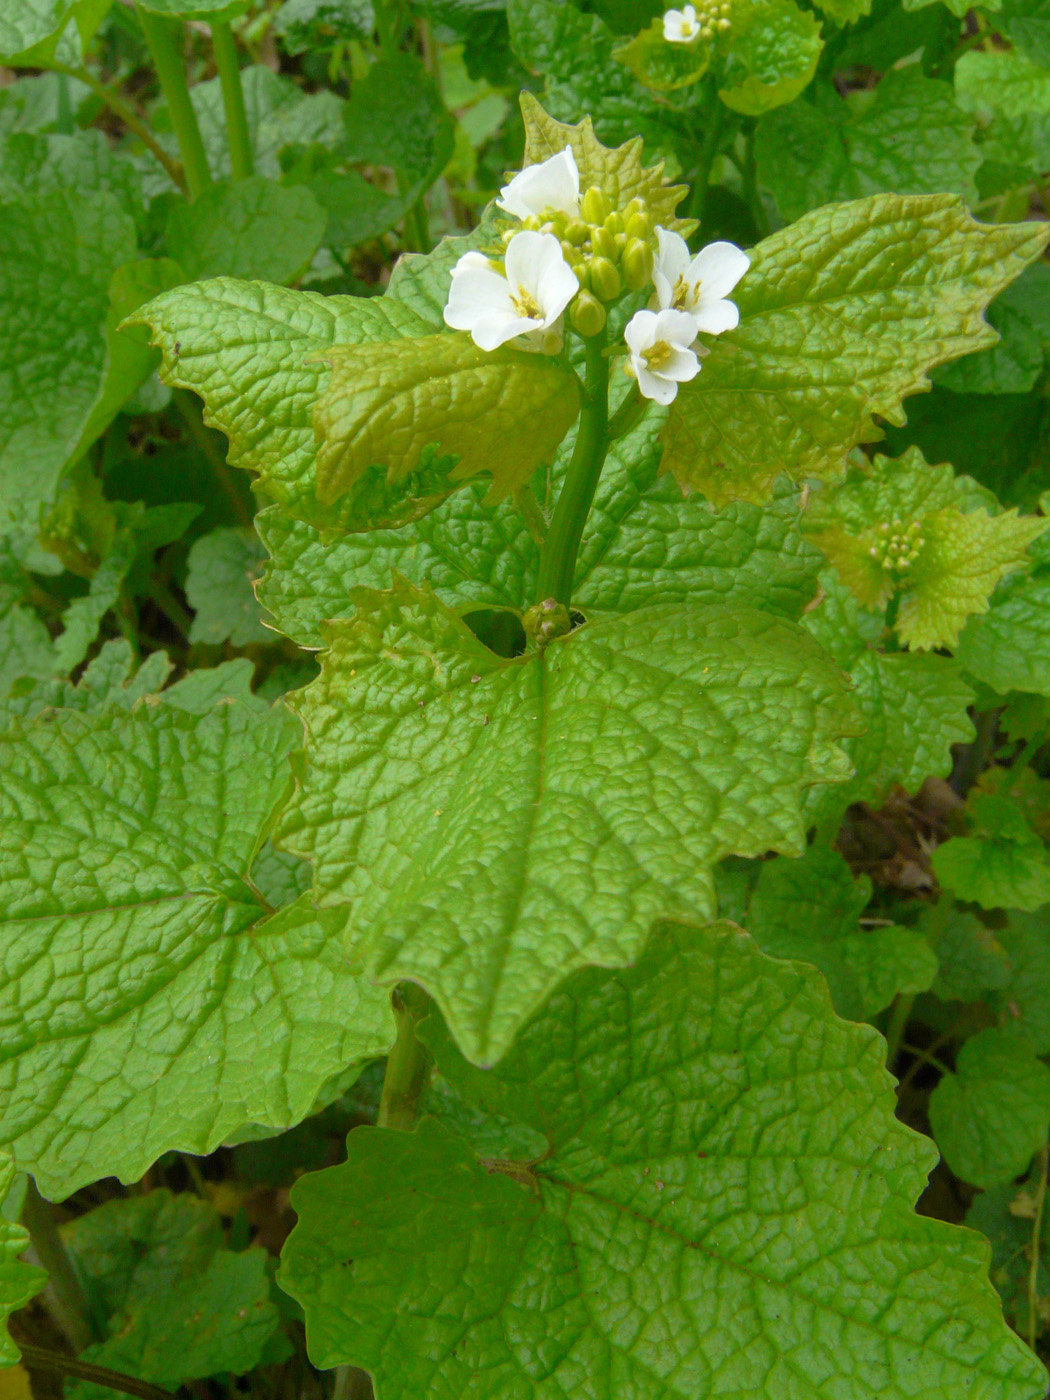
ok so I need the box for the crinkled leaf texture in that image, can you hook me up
[932,793,1050,913]
[313,334,580,516]
[958,531,1050,698]
[660,194,1047,506]
[276,577,859,1064]
[0,1152,45,1366]
[0,688,393,1199]
[717,0,823,117]
[278,921,1046,1400]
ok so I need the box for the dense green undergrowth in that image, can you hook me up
[1,0,1050,1397]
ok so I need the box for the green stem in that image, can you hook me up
[883,993,914,1071]
[210,21,254,179]
[1028,1144,1049,1352]
[136,7,212,199]
[742,122,769,238]
[56,70,73,134]
[689,84,725,227]
[606,382,645,443]
[20,1344,173,1400]
[535,330,610,607]
[22,1183,99,1352]
[999,723,1050,799]
[898,1043,954,1080]
[377,986,431,1132]
[52,63,188,193]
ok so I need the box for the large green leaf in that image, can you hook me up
[928,1027,1050,1189]
[313,334,580,519]
[0,129,143,222]
[278,921,1047,1400]
[164,177,326,284]
[0,0,104,65]
[0,1152,45,1366]
[996,913,1050,1054]
[955,49,1050,121]
[0,693,393,1199]
[0,191,137,534]
[935,264,1050,395]
[660,194,1047,506]
[127,278,431,534]
[137,0,248,20]
[186,526,270,646]
[718,0,823,117]
[755,70,979,222]
[957,532,1050,696]
[276,577,858,1063]
[801,572,974,823]
[932,793,1050,912]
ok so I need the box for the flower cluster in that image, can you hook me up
[663,1,731,43]
[442,147,749,404]
[868,519,925,574]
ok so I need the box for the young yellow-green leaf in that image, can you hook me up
[660,194,1047,506]
[519,92,693,230]
[0,1152,45,1367]
[0,190,137,532]
[755,69,979,222]
[276,577,859,1064]
[279,921,1047,1400]
[0,697,394,1199]
[613,19,711,92]
[186,526,270,647]
[933,793,1050,912]
[164,177,326,284]
[126,278,432,534]
[718,0,823,116]
[801,572,974,823]
[896,504,1047,650]
[928,1027,1050,1189]
[313,334,580,513]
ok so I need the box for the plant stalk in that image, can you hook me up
[377,986,431,1132]
[689,84,725,227]
[173,390,252,527]
[52,63,188,193]
[20,1344,173,1400]
[136,7,212,199]
[22,1183,99,1352]
[1028,1144,1049,1351]
[535,330,610,607]
[210,20,254,179]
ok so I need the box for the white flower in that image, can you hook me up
[497,148,580,221]
[443,230,578,354]
[651,227,750,335]
[663,4,701,41]
[624,308,701,405]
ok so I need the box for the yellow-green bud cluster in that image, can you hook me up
[868,518,924,573]
[502,191,657,334]
[690,0,732,37]
[523,597,572,648]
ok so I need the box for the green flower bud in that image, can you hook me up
[581,186,611,224]
[522,214,543,231]
[604,211,625,237]
[564,219,590,246]
[588,256,622,303]
[625,211,650,241]
[622,237,655,291]
[717,16,730,29]
[624,197,646,220]
[590,225,618,262]
[569,289,607,338]
[523,597,572,649]
[560,240,578,264]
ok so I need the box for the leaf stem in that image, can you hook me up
[606,382,646,443]
[689,83,725,227]
[534,329,610,608]
[742,121,769,238]
[377,985,431,1132]
[22,1182,99,1352]
[173,390,252,527]
[999,723,1050,800]
[1028,1144,1048,1351]
[20,1344,173,1400]
[210,21,254,180]
[136,6,212,200]
[52,63,188,194]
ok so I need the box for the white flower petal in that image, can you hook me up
[443,267,514,333]
[471,310,541,352]
[658,345,702,383]
[688,241,751,303]
[663,5,699,41]
[652,307,701,349]
[535,258,579,322]
[636,364,681,404]
[691,298,740,335]
[497,148,580,220]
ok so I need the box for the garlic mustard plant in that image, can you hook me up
[663,4,703,41]
[443,232,578,352]
[651,226,750,334]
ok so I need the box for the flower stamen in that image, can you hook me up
[512,286,543,319]
[643,341,674,370]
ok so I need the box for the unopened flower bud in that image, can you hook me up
[569,289,607,337]
[717,16,730,29]
[560,240,578,264]
[624,197,646,221]
[590,225,618,262]
[564,219,589,246]
[588,255,622,302]
[581,186,611,224]
[701,23,714,37]
[604,211,625,237]
[625,211,650,241]
[522,214,543,231]
[622,237,655,291]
